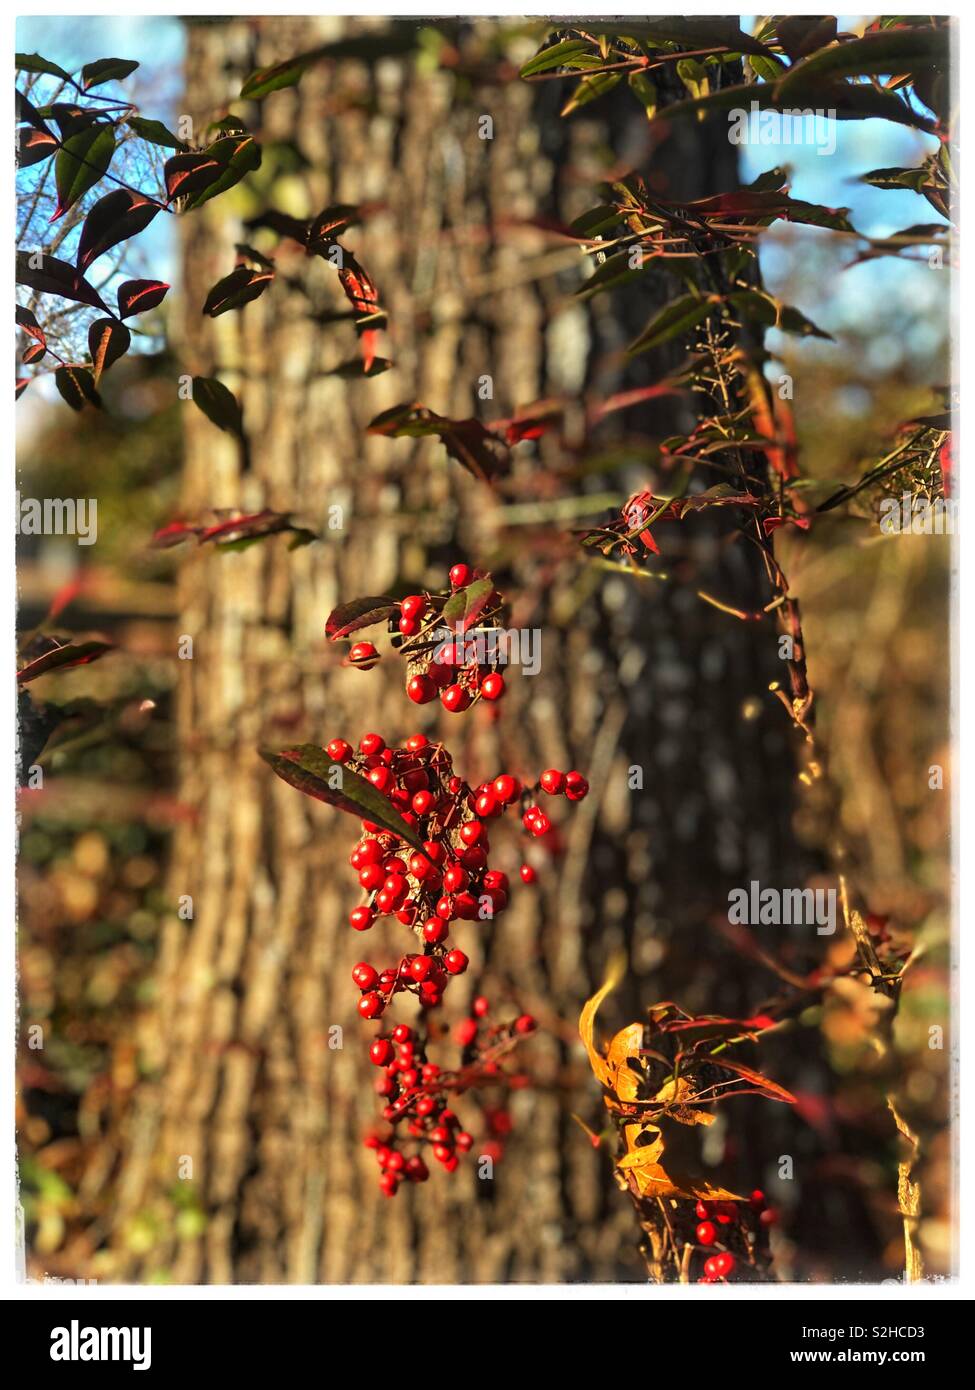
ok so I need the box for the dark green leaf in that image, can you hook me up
[127,115,184,149]
[16,52,72,82]
[261,744,424,849]
[442,578,495,633]
[16,251,108,312]
[628,295,718,356]
[52,122,115,220]
[202,265,274,317]
[191,377,243,437]
[117,279,170,318]
[76,187,159,274]
[776,26,949,94]
[81,58,138,89]
[55,365,101,411]
[520,38,592,77]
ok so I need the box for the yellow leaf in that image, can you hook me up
[607,1022,646,1101]
[653,1075,716,1125]
[578,955,626,1088]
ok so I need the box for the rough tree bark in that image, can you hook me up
[106,17,811,1283]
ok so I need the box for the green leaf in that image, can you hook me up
[261,745,424,849]
[442,578,495,633]
[81,58,139,89]
[16,52,72,83]
[859,165,929,192]
[55,365,101,411]
[191,377,243,437]
[127,116,183,149]
[520,38,592,77]
[562,71,621,116]
[776,26,950,95]
[628,71,657,117]
[52,122,115,220]
[627,295,718,356]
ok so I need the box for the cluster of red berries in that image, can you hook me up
[325,724,587,1192]
[693,1190,777,1284]
[343,563,509,713]
[363,1002,536,1196]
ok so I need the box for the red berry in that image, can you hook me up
[564,771,589,801]
[449,563,472,589]
[696,1221,717,1246]
[392,1024,413,1044]
[483,870,509,893]
[473,995,490,1018]
[409,955,433,982]
[529,811,551,837]
[358,992,384,1020]
[749,1189,766,1210]
[406,733,429,752]
[358,863,385,892]
[445,949,469,976]
[695,1200,712,1219]
[398,614,420,637]
[407,674,436,704]
[355,838,383,866]
[460,845,487,872]
[326,738,352,762]
[406,1155,429,1182]
[454,892,478,920]
[455,1017,478,1046]
[379,1171,399,1197]
[514,1014,536,1035]
[359,733,385,756]
[349,906,375,932]
[493,774,520,804]
[423,916,448,944]
[759,1207,778,1227]
[475,791,498,819]
[369,1038,393,1067]
[539,769,564,795]
[519,863,537,884]
[442,683,471,713]
[480,673,505,701]
[352,962,379,990]
[459,819,486,847]
[411,790,435,815]
[401,594,426,620]
[423,841,445,865]
[712,1252,735,1278]
[349,641,379,668]
[443,863,468,892]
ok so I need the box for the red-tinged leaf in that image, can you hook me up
[179,134,261,211]
[16,251,107,312]
[591,383,684,420]
[76,188,159,274]
[308,203,362,248]
[117,279,170,319]
[17,125,58,167]
[16,88,54,131]
[706,1057,796,1105]
[496,399,564,445]
[88,318,130,381]
[763,515,812,536]
[368,404,510,483]
[325,596,398,640]
[81,57,138,89]
[190,377,243,437]
[261,744,424,849]
[441,578,495,633]
[359,328,378,374]
[197,510,313,547]
[689,190,854,233]
[674,485,761,516]
[45,577,86,623]
[337,253,380,317]
[152,511,315,550]
[202,265,274,317]
[17,639,113,684]
[164,151,221,202]
[55,365,101,411]
[16,378,30,400]
[52,122,115,220]
[16,305,47,363]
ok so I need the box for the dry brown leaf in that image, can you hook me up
[653,1076,716,1125]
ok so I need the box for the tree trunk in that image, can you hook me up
[107,17,810,1284]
